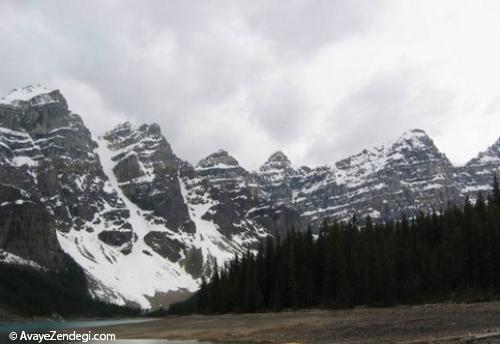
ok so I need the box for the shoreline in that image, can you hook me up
[84,301,500,343]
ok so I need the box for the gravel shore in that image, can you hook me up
[90,301,500,343]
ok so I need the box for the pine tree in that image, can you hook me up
[199,276,208,313]
[190,193,500,315]
[493,174,500,206]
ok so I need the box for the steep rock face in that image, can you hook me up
[191,149,300,238]
[191,149,271,239]
[257,151,298,202]
[97,124,259,281]
[197,149,240,169]
[83,123,287,307]
[325,129,460,221]
[0,85,128,270]
[0,89,296,309]
[0,194,62,271]
[195,150,251,191]
[0,87,202,309]
[457,137,500,195]
[101,122,194,233]
[257,130,462,225]
[177,169,266,276]
[2,84,500,310]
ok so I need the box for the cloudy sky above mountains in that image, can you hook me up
[2,0,500,169]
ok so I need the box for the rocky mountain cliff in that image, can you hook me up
[256,129,463,226]
[0,86,298,308]
[0,85,498,309]
[455,137,500,196]
[0,85,126,272]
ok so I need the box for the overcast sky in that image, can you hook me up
[2,0,500,170]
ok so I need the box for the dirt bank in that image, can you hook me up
[92,301,500,343]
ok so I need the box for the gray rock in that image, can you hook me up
[455,137,500,198]
[256,129,465,226]
[143,231,183,262]
[0,86,132,269]
[102,122,194,232]
[2,85,500,309]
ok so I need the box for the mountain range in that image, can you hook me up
[0,85,499,309]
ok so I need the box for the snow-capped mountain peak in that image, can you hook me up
[1,84,500,311]
[260,151,292,172]
[0,84,64,108]
[467,136,500,167]
[333,129,444,176]
[392,128,435,151]
[458,135,500,194]
[103,121,133,137]
[399,128,429,139]
[197,149,240,169]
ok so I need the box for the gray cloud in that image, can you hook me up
[304,68,457,165]
[1,0,500,169]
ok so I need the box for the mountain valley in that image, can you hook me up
[1,85,499,309]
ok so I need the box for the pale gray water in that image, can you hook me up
[0,320,230,343]
[0,318,156,333]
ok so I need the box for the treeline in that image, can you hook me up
[187,177,500,314]
[0,254,139,318]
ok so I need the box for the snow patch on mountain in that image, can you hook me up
[178,176,241,265]
[0,85,58,107]
[56,139,200,309]
[457,136,500,197]
[2,84,500,310]
[197,149,240,169]
[0,250,45,270]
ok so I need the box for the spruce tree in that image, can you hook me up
[493,174,500,206]
[191,192,500,314]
